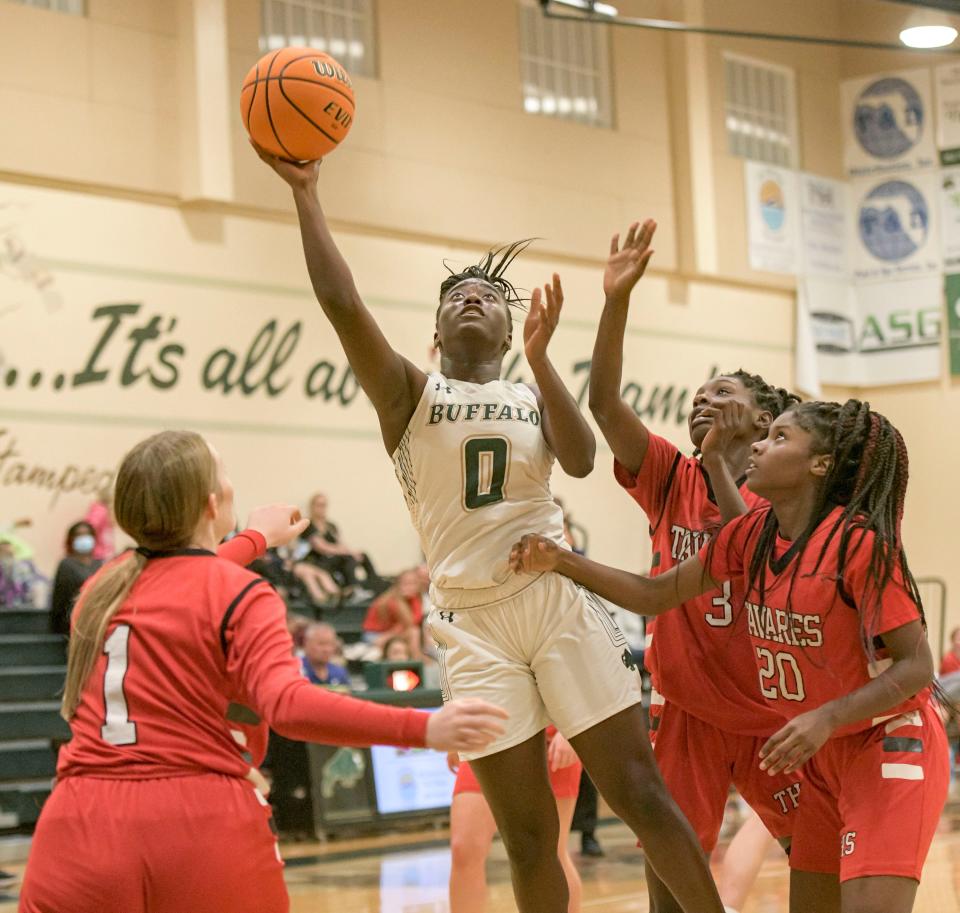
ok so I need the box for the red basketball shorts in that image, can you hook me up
[790,700,949,882]
[453,756,582,799]
[19,773,287,913]
[649,699,800,852]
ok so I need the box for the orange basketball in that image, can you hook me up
[241,47,355,161]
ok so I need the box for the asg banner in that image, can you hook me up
[851,172,941,282]
[803,276,942,386]
[843,69,936,177]
[745,162,798,274]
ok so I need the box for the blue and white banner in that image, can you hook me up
[851,171,941,283]
[745,161,799,274]
[843,69,936,177]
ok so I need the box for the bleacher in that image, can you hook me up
[0,591,384,836]
[0,609,67,833]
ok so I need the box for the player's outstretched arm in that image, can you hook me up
[508,533,716,615]
[524,275,595,477]
[228,586,508,752]
[759,620,933,775]
[588,220,656,475]
[253,144,426,452]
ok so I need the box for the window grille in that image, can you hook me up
[724,53,798,168]
[4,0,84,14]
[261,0,376,79]
[519,2,614,129]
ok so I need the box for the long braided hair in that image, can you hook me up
[744,400,923,660]
[438,239,534,310]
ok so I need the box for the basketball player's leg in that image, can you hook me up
[470,733,569,913]
[641,702,732,913]
[570,706,724,913]
[449,791,499,913]
[555,795,582,913]
[717,808,775,913]
[427,601,564,913]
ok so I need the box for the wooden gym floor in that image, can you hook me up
[3,801,960,912]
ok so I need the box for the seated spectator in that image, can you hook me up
[287,613,312,655]
[288,537,341,608]
[83,479,115,560]
[0,537,44,608]
[300,622,351,688]
[49,522,103,635]
[303,492,379,601]
[382,635,413,662]
[941,627,960,678]
[363,569,423,658]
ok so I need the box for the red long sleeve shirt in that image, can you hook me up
[58,545,428,781]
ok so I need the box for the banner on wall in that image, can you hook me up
[945,273,960,376]
[936,63,960,165]
[744,161,798,274]
[843,68,936,176]
[939,167,960,270]
[802,275,941,386]
[851,171,941,282]
[799,173,848,279]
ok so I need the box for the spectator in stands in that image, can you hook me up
[303,493,379,601]
[290,539,342,608]
[49,522,103,636]
[363,569,423,658]
[941,627,960,677]
[287,613,312,654]
[83,479,115,560]
[382,636,413,662]
[300,622,351,688]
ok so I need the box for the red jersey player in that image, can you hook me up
[589,219,801,909]
[511,399,948,913]
[19,430,507,913]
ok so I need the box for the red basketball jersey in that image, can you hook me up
[700,506,926,736]
[58,550,427,781]
[615,433,783,736]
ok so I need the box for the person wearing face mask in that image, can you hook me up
[49,522,103,636]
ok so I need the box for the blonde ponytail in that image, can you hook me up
[61,552,147,720]
[60,429,219,721]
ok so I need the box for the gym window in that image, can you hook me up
[723,53,799,168]
[4,0,84,14]
[260,0,377,79]
[518,1,614,129]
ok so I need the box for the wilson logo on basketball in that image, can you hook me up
[312,59,353,88]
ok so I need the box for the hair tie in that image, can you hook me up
[135,546,161,560]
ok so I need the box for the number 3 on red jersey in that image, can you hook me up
[100,624,138,746]
[756,646,806,702]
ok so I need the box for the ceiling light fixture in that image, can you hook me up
[899,24,958,47]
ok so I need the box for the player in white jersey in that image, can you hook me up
[255,145,726,913]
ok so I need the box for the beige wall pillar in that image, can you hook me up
[177,0,234,202]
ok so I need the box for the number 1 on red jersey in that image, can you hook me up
[101,624,138,746]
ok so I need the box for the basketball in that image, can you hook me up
[241,47,355,161]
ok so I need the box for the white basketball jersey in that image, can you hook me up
[392,372,566,598]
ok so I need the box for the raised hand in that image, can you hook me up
[699,400,749,463]
[524,274,563,367]
[249,138,322,190]
[245,504,310,549]
[425,699,509,752]
[603,219,656,301]
[509,534,561,574]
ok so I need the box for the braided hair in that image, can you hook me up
[438,239,534,312]
[724,368,802,419]
[744,400,923,657]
